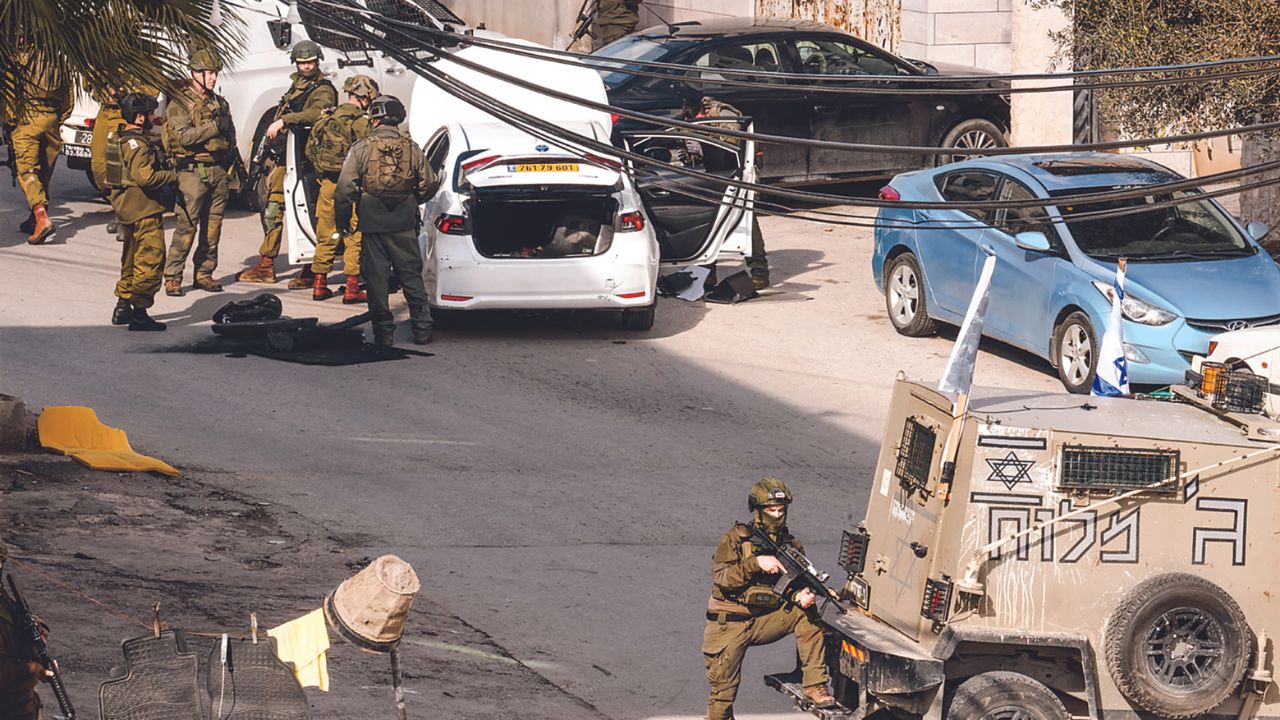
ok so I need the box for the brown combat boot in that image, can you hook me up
[802,684,837,709]
[287,265,315,290]
[342,274,367,304]
[164,278,185,297]
[312,273,334,301]
[192,275,223,292]
[27,205,55,245]
[237,255,277,284]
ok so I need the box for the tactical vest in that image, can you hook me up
[306,105,363,174]
[710,523,792,610]
[104,129,135,189]
[166,90,232,160]
[360,134,415,200]
[282,78,335,118]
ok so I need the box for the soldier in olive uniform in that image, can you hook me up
[704,479,836,720]
[90,88,125,194]
[11,41,72,245]
[595,0,642,48]
[682,95,770,290]
[237,39,337,285]
[163,49,237,296]
[108,93,178,332]
[306,74,378,303]
[0,539,51,720]
[335,95,439,346]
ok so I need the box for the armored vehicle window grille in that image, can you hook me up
[299,0,367,54]
[1058,445,1180,494]
[895,417,936,493]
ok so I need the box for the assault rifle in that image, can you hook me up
[749,527,849,614]
[567,0,599,49]
[5,573,76,719]
[1,125,16,186]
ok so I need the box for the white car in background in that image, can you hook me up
[1191,326,1280,417]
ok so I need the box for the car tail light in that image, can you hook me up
[435,214,469,235]
[610,113,621,125]
[585,153,622,170]
[921,576,953,622]
[460,154,501,179]
[838,526,870,574]
[878,185,901,201]
[617,290,647,299]
[440,294,472,302]
[85,118,95,129]
[1208,340,1218,355]
[618,211,645,232]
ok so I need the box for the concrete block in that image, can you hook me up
[901,0,929,12]
[720,0,754,15]
[900,41,929,60]
[998,0,1014,10]
[934,12,1012,45]
[927,44,977,67]
[928,0,1000,11]
[1120,149,1195,178]
[901,10,934,45]
[974,43,1013,73]
[0,394,27,451]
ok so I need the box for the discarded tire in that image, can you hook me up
[946,671,1069,720]
[1104,573,1251,718]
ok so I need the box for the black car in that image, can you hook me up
[590,17,1011,185]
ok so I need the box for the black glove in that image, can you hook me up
[214,114,233,136]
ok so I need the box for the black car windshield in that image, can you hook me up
[1049,187,1254,261]
[586,37,692,89]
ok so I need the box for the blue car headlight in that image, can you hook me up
[1091,280,1178,326]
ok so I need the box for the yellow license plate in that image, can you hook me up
[510,163,579,172]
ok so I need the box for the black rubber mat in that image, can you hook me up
[248,339,434,366]
[99,630,202,720]
[206,637,310,720]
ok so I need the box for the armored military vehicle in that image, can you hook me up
[768,374,1279,719]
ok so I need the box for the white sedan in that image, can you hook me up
[1191,326,1280,417]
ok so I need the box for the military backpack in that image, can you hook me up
[305,107,360,174]
[360,134,415,200]
[104,127,138,189]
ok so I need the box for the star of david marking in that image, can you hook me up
[985,452,1034,490]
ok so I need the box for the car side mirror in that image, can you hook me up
[1014,231,1052,253]
[268,18,292,49]
[1247,221,1271,242]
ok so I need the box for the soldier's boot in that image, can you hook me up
[165,278,186,297]
[312,273,334,301]
[287,265,316,290]
[127,308,167,332]
[342,274,367,304]
[372,332,395,347]
[19,212,35,235]
[107,219,118,234]
[237,255,277,284]
[27,205,55,245]
[802,684,836,709]
[412,330,432,345]
[192,275,223,292]
[111,299,132,326]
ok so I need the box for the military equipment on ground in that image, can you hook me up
[6,573,76,719]
[767,376,1280,719]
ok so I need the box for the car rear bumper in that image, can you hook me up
[59,122,93,170]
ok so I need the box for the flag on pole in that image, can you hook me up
[1092,258,1130,397]
[939,251,997,396]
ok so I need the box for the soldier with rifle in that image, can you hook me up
[703,478,836,720]
[0,538,73,720]
[595,0,642,49]
[237,39,336,286]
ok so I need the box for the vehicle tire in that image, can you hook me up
[946,671,1069,720]
[1052,311,1097,394]
[884,253,936,337]
[936,118,1007,166]
[1103,573,1251,719]
[621,303,656,331]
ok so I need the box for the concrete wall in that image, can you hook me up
[638,0,755,27]
[447,0,584,49]
[900,0,1012,72]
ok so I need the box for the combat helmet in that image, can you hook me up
[188,49,223,72]
[290,39,324,63]
[747,477,793,511]
[119,92,159,121]
[368,95,406,125]
[343,74,379,98]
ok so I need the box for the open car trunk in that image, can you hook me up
[470,188,618,259]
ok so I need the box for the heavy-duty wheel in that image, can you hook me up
[936,118,1007,166]
[1104,573,1251,719]
[884,253,936,337]
[621,303,656,331]
[1052,311,1097,394]
[946,671,1069,720]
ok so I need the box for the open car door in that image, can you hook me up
[284,132,321,266]
[623,119,756,268]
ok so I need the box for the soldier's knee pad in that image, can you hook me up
[260,201,283,232]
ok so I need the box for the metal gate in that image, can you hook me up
[756,0,901,54]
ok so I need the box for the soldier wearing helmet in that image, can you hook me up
[703,478,835,719]
[237,38,337,285]
[9,40,73,245]
[106,92,178,331]
[335,94,440,346]
[162,48,236,297]
[304,74,379,303]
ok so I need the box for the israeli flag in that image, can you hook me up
[939,251,996,397]
[1092,260,1129,396]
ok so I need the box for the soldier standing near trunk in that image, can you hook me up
[107,93,178,332]
[334,95,439,346]
[163,49,236,296]
[11,40,72,245]
[595,0,642,48]
[237,39,336,286]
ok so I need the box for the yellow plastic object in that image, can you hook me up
[37,406,179,477]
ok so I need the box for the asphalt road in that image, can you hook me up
[0,165,1060,719]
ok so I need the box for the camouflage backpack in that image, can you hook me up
[360,134,414,200]
[305,107,359,174]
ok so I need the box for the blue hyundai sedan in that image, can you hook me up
[872,152,1280,393]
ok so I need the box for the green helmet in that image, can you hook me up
[290,40,324,63]
[343,74,379,98]
[188,49,222,72]
[747,477,793,511]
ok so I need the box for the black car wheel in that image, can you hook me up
[621,303,656,331]
[946,671,1069,720]
[937,118,1007,166]
[885,253,936,337]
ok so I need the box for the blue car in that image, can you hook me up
[872,152,1280,393]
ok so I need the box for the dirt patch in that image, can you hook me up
[1,453,606,720]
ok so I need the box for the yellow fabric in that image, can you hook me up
[268,608,331,691]
[37,406,179,477]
